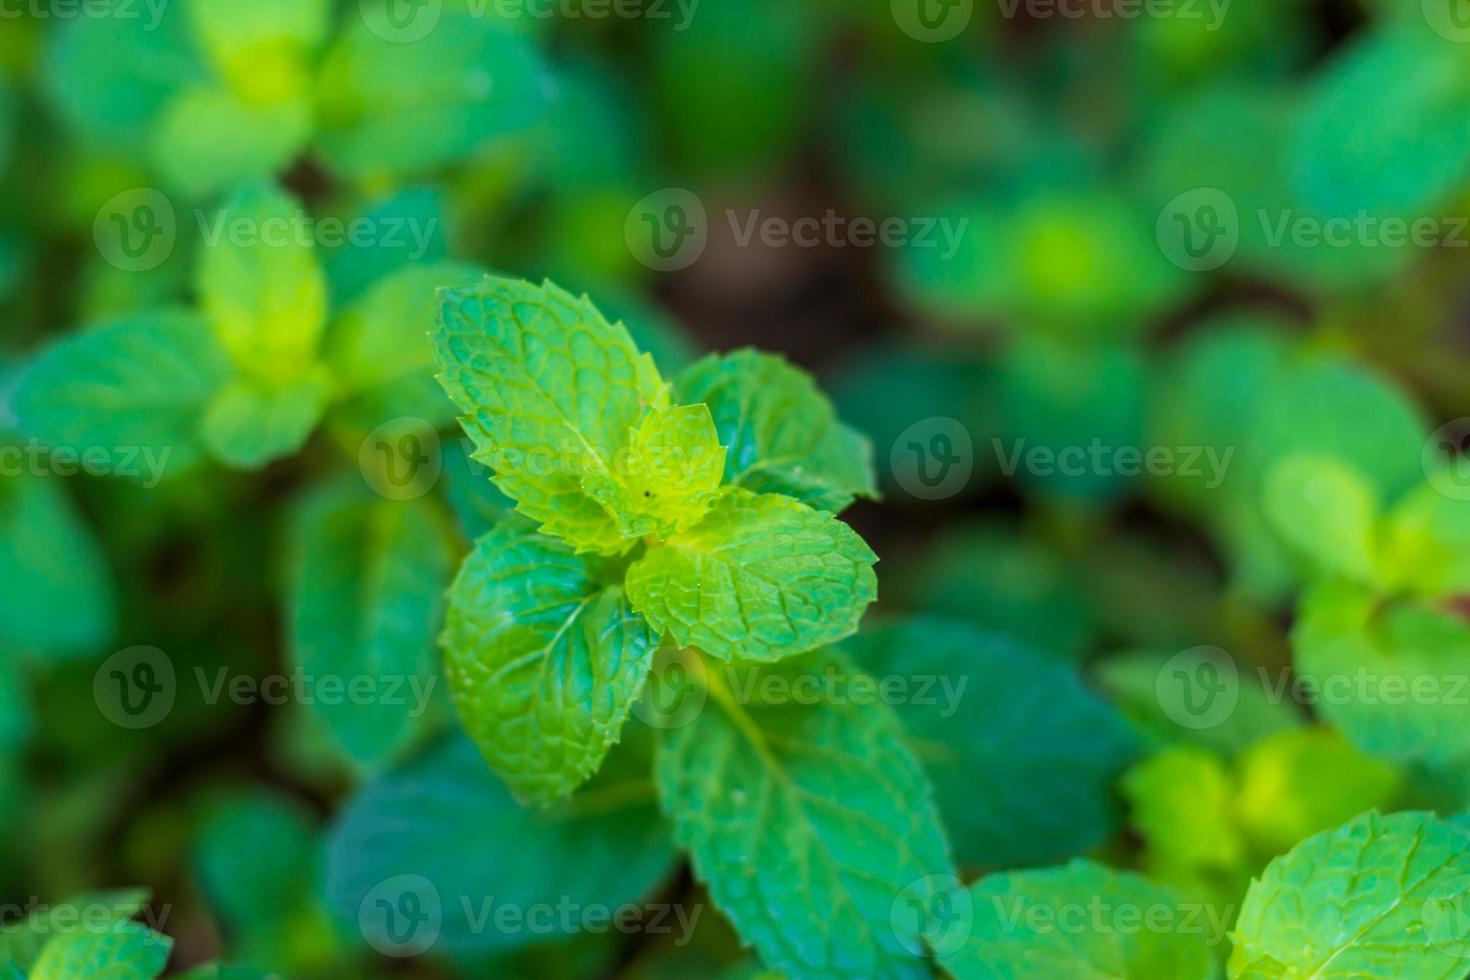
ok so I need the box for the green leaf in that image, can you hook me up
[324,189,449,306]
[655,648,952,979]
[150,87,312,200]
[184,0,329,99]
[326,260,484,432]
[325,734,675,955]
[939,860,1220,980]
[626,489,877,662]
[1249,355,1428,504]
[674,350,876,512]
[287,483,451,768]
[1230,811,1470,978]
[29,921,172,980]
[0,474,115,658]
[1262,454,1381,583]
[43,11,203,150]
[581,404,726,540]
[848,618,1138,866]
[0,891,150,971]
[433,277,668,555]
[196,183,328,384]
[1094,648,1302,757]
[1233,727,1401,857]
[316,7,550,180]
[442,522,660,806]
[201,373,328,469]
[1123,746,1245,873]
[1294,582,1470,770]
[194,789,319,943]
[1289,25,1470,221]
[1379,479,1470,596]
[14,310,234,480]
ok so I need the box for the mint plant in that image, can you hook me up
[426,276,965,974]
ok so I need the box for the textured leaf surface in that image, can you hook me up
[196,184,327,384]
[675,350,876,512]
[847,618,1137,866]
[626,489,877,662]
[940,861,1219,980]
[325,734,675,955]
[29,921,172,980]
[14,310,233,478]
[655,649,952,979]
[442,522,659,805]
[434,277,668,555]
[581,404,726,539]
[287,484,450,768]
[1230,811,1470,979]
[0,891,149,971]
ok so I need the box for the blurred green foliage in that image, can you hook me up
[1,0,1470,977]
